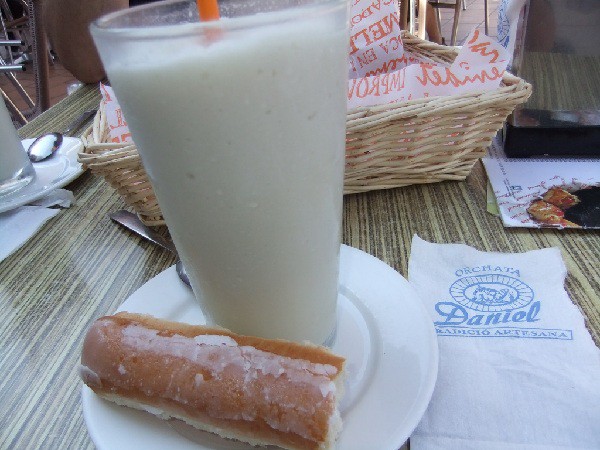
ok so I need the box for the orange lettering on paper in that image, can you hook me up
[109,108,128,130]
[467,29,481,45]
[463,66,505,85]
[356,48,378,68]
[350,11,399,54]
[351,0,383,26]
[348,70,405,100]
[110,133,131,144]
[350,0,396,26]
[364,53,419,77]
[467,29,501,64]
[383,71,405,93]
[350,28,372,54]
[100,83,112,102]
[369,11,398,42]
[378,35,403,55]
[416,63,504,87]
[348,79,357,100]
[348,77,374,99]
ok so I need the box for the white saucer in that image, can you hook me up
[0,138,84,213]
[82,245,439,450]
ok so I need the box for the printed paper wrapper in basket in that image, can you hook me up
[78,32,531,226]
[345,27,531,193]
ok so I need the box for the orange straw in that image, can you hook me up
[196,0,220,21]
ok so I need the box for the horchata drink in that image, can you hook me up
[0,99,35,196]
[91,0,349,344]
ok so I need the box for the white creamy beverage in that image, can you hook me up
[0,100,34,195]
[95,3,349,343]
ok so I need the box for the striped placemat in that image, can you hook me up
[18,84,101,139]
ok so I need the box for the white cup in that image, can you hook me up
[91,0,349,344]
[0,100,35,196]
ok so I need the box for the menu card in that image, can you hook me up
[482,139,600,229]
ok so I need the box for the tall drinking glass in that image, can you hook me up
[91,0,349,344]
[0,100,35,196]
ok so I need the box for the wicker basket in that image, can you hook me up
[79,31,531,226]
[79,113,164,225]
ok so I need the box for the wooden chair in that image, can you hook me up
[428,0,462,45]
[399,0,428,40]
[429,0,489,46]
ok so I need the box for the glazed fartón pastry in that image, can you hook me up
[526,200,580,228]
[542,187,580,210]
[80,313,346,450]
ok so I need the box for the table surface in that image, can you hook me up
[519,52,600,112]
[1,85,599,449]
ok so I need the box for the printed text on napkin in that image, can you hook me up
[409,235,600,450]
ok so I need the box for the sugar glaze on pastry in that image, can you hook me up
[80,312,346,450]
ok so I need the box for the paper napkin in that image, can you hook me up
[409,235,600,450]
[0,189,74,262]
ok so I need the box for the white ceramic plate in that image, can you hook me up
[0,138,84,213]
[82,245,438,450]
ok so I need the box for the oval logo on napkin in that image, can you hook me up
[449,275,534,312]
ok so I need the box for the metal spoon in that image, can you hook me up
[27,133,63,162]
[109,209,191,288]
[26,109,97,162]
